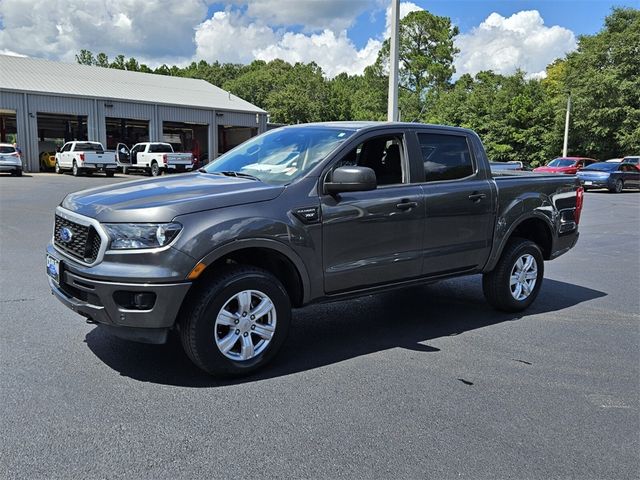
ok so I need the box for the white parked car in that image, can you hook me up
[605,158,623,163]
[0,143,22,176]
[117,142,194,176]
[55,141,117,177]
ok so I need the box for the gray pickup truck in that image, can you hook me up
[46,122,582,377]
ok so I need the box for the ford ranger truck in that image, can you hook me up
[46,122,582,377]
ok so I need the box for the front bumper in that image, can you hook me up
[48,249,192,343]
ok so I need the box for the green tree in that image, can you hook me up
[75,49,95,65]
[109,55,126,70]
[95,52,110,67]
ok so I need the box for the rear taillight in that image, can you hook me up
[162,153,168,164]
[575,186,584,225]
[79,153,85,162]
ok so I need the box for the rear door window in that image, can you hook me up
[417,132,474,182]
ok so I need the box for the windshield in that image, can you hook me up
[204,127,355,184]
[0,146,16,154]
[583,162,618,171]
[547,158,576,167]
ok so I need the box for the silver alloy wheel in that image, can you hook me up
[214,289,277,361]
[509,254,538,301]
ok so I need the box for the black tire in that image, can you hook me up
[179,265,291,377]
[14,169,22,177]
[105,170,115,177]
[55,161,62,174]
[72,161,80,177]
[150,161,160,177]
[482,238,544,312]
[610,179,623,193]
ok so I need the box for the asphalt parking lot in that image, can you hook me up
[1,172,639,479]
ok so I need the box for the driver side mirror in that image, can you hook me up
[324,166,377,194]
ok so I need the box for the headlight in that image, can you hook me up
[103,223,182,250]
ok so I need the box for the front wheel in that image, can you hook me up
[483,238,544,312]
[179,266,291,377]
[55,162,62,174]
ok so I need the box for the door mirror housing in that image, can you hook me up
[325,166,377,194]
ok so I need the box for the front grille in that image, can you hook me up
[54,215,101,263]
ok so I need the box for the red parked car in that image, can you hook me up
[533,157,597,174]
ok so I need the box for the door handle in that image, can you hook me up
[468,192,487,202]
[396,200,418,210]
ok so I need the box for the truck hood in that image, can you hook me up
[62,173,285,223]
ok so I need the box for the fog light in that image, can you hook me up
[113,291,157,310]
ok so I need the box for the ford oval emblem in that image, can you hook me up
[60,227,74,243]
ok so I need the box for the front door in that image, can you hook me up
[321,132,425,293]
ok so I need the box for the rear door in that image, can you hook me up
[320,129,425,293]
[413,130,495,275]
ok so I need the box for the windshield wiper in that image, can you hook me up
[198,169,261,181]
[218,171,261,181]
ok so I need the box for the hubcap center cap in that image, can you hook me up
[239,317,252,333]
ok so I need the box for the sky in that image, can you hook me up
[0,0,637,79]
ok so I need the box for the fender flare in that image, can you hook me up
[484,211,554,272]
[195,238,312,304]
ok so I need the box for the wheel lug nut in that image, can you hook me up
[243,332,248,337]
[242,312,247,317]
[250,315,255,320]
[234,319,239,324]
[235,329,240,334]
[251,325,256,330]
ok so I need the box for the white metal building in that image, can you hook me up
[0,55,267,171]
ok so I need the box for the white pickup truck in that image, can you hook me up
[55,141,117,177]
[117,142,194,176]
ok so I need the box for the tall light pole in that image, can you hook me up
[562,93,571,157]
[387,0,400,122]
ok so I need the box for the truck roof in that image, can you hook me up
[286,121,477,136]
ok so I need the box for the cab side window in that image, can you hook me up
[418,133,474,182]
[334,135,405,186]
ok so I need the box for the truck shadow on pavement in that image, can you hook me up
[84,276,606,387]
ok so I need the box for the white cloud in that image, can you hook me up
[454,10,576,79]
[254,30,382,77]
[194,10,278,64]
[0,0,207,63]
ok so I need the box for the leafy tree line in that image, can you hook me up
[76,8,639,165]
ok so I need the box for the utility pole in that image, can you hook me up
[387,0,400,122]
[562,93,571,157]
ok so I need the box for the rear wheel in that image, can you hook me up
[179,266,291,377]
[72,161,80,177]
[610,179,623,193]
[483,238,544,312]
[150,161,160,177]
[105,170,115,177]
[12,168,22,177]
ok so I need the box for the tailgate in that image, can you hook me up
[84,153,115,165]
[167,154,192,165]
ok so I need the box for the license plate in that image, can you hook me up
[97,164,103,168]
[585,181,593,185]
[46,254,60,284]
